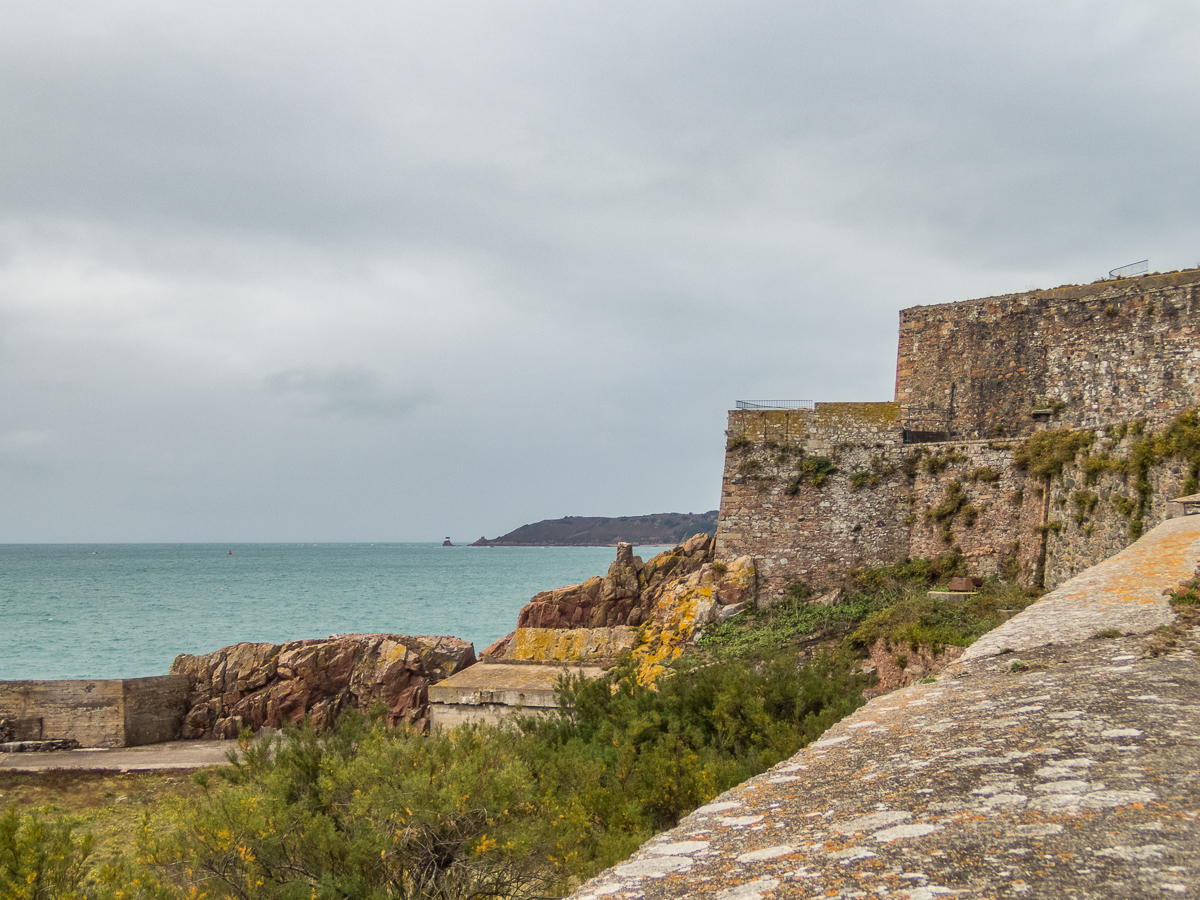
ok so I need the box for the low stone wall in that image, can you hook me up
[0,675,187,749]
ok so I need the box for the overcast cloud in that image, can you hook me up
[2,1,1198,542]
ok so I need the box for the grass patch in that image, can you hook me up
[848,581,1034,656]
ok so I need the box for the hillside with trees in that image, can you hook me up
[472,511,718,546]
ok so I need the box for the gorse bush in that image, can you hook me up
[87,648,867,899]
[12,554,1032,899]
[531,654,865,833]
[142,714,564,900]
[0,807,95,900]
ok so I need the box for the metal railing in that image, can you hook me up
[735,400,816,410]
[1108,259,1148,280]
[901,406,953,442]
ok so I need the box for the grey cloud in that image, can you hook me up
[263,365,431,419]
[2,1,1199,541]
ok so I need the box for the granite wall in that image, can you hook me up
[895,270,1200,439]
[716,410,1196,600]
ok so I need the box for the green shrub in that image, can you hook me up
[1013,429,1094,479]
[0,807,95,900]
[785,456,837,494]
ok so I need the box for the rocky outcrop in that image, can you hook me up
[515,533,733,630]
[170,633,475,739]
[503,534,757,682]
[630,552,757,685]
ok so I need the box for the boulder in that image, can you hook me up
[170,633,475,738]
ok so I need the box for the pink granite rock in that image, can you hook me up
[170,633,475,738]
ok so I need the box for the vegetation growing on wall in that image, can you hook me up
[925,481,977,544]
[1013,429,1094,479]
[921,448,968,476]
[1013,408,1200,544]
[849,456,898,491]
[785,455,837,493]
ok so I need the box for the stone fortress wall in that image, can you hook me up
[716,269,1200,601]
[895,269,1200,437]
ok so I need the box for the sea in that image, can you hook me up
[0,543,669,681]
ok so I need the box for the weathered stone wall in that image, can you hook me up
[895,270,1200,439]
[717,406,1199,599]
[904,441,1037,583]
[716,405,913,598]
[716,427,1036,597]
[0,675,187,748]
[1038,435,1192,587]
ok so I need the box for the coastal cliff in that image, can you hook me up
[472,511,718,546]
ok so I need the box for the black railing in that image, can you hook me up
[735,400,816,410]
[901,406,952,443]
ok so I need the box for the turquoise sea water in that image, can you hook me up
[0,543,668,681]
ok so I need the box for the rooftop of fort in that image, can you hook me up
[906,265,1200,312]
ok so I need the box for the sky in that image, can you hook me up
[2,1,1199,543]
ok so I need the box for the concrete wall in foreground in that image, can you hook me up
[0,675,187,748]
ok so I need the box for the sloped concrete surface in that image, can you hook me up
[961,514,1200,662]
[570,517,1200,899]
[0,739,238,771]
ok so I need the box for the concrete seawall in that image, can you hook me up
[570,515,1200,899]
[0,675,187,749]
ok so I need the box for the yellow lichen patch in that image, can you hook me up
[381,643,409,664]
[631,567,719,686]
[505,627,638,662]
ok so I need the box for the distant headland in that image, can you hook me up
[471,511,718,546]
